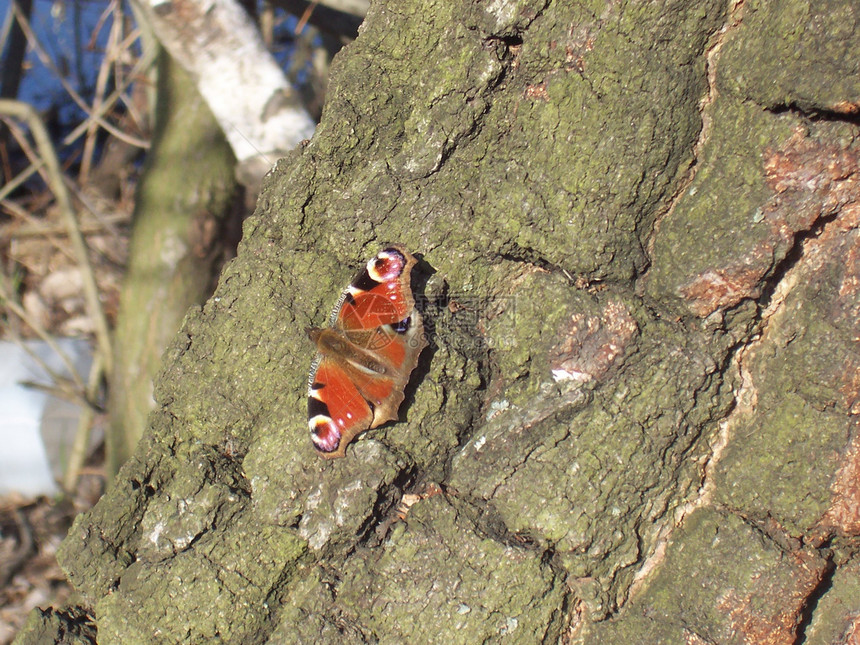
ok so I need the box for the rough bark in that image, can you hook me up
[16,0,860,643]
[106,51,238,478]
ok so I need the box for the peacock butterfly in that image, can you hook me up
[307,246,427,458]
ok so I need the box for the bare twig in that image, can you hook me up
[62,175,128,241]
[1,113,44,173]
[0,197,81,269]
[81,0,121,183]
[18,378,93,407]
[62,350,104,492]
[0,99,113,379]
[0,274,86,393]
[0,156,44,201]
[1,3,15,50]
[1,115,96,264]
[61,35,154,150]
[10,1,147,148]
[88,0,117,50]
[0,195,39,222]
[1,206,127,238]
[0,509,34,588]
[295,0,319,33]
[274,0,365,38]
[114,31,149,126]
[260,1,274,47]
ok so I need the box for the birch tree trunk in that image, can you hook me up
[18,0,860,643]
[132,0,316,192]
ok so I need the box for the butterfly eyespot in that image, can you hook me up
[308,245,427,459]
[366,248,407,282]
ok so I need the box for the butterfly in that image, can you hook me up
[307,246,427,458]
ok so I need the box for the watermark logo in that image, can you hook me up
[416,294,519,351]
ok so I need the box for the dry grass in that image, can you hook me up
[0,2,147,640]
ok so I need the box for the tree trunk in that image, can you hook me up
[105,50,238,478]
[131,0,316,192]
[17,0,860,643]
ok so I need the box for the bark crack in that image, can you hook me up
[644,0,747,260]
[627,328,751,598]
[764,102,860,127]
[629,149,857,601]
[794,557,838,645]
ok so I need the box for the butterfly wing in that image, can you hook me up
[332,246,418,331]
[307,246,427,459]
[307,356,374,458]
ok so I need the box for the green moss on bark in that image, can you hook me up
[584,507,829,644]
[714,393,850,535]
[14,606,96,645]
[335,495,565,643]
[644,100,800,310]
[718,0,860,112]
[19,0,860,642]
[451,305,734,616]
[94,512,306,644]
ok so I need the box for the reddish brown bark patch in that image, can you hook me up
[830,101,860,115]
[524,82,550,101]
[681,134,860,317]
[548,299,638,383]
[819,429,860,538]
[716,550,828,645]
[680,265,767,317]
[845,618,860,644]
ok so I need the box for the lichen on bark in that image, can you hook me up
[16,0,860,642]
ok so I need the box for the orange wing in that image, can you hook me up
[333,246,418,331]
[307,357,374,458]
[307,246,427,459]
